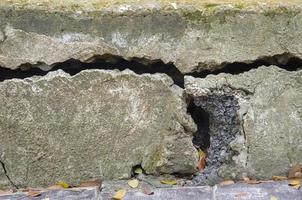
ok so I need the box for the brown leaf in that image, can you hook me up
[244,179,261,184]
[47,185,65,190]
[142,187,154,195]
[272,176,287,181]
[219,180,235,186]
[289,179,301,189]
[288,164,301,179]
[79,179,102,188]
[197,149,206,172]
[294,172,302,178]
[292,184,301,190]
[27,190,42,197]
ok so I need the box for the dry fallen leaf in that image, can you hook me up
[197,149,206,172]
[79,179,102,188]
[57,181,70,189]
[47,185,65,190]
[27,190,42,197]
[270,195,278,200]
[243,177,250,182]
[134,167,143,175]
[294,172,302,178]
[128,179,139,188]
[292,184,300,190]
[289,179,301,190]
[288,164,301,179]
[142,187,154,195]
[160,179,178,185]
[112,189,127,200]
[219,180,235,186]
[244,179,261,184]
[272,176,287,181]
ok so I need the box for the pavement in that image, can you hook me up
[0,181,301,200]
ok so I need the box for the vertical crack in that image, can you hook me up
[242,112,250,167]
[0,160,18,189]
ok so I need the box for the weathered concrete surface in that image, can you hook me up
[1,182,302,200]
[185,66,302,183]
[216,181,302,200]
[0,69,198,188]
[103,186,213,200]
[0,165,9,188]
[0,187,100,200]
[1,1,302,73]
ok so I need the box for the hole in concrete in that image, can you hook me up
[187,98,210,152]
[189,93,242,185]
[131,164,145,178]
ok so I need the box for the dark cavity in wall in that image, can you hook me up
[188,53,302,78]
[0,55,185,87]
[188,92,242,186]
[187,97,210,152]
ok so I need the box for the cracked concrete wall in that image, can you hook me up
[0,0,302,189]
[0,161,10,188]
[0,69,198,188]
[1,1,302,73]
[185,66,302,184]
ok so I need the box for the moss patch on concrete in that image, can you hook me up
[2,0,301,12]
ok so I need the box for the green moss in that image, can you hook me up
[181,10,204,22]
[204,3,219,12]
[263,7,300,18]
[234,3,245,10]
[144,146,164,173]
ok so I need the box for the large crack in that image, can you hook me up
[0,55,185,86]
[188,53,302,78]
[0,53,302,187]
[0,53,302,85]
[0,160,18,189]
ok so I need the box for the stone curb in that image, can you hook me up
[0,182,301,200]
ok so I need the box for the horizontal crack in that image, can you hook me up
[0,53,301,89]
[0,160,18,189]
[187,53,302,78]
[0,54,185,87]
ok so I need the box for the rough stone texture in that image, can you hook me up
[185,66,302,183]
[1,1,302,73]
[1,182,302,200]
[107,186,213,200]
[216,182,302,200]
[0,165,9,188]
[0,69,198,188]
[0,187,100,200]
